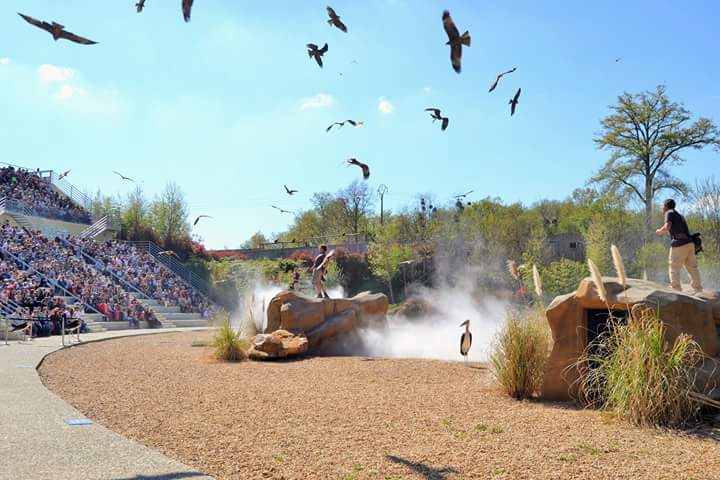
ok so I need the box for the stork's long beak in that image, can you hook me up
[460,320,469,327]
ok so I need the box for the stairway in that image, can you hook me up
[129,292,209,329]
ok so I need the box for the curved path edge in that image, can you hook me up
[0,328,214,480]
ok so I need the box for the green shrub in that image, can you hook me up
[576,308,705,427]
[212,321,248,362]
[541,259,589,299]
[490,308,552,399]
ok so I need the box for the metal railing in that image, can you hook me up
[0,245,106,320]
[42,170,94,215]
[125,240,213,297]
[58,237,151,301]
[0,194,92,225]
[78,215,120,239]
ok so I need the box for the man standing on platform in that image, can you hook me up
[311,245,331,299]
[655,198,703,294]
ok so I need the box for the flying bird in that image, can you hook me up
[326,119,364,132]
[57,170,71,180]
[307,43,329,68]
[425,108,449,131]
[18,13,98,45]
[182,0,193,22]
[112,171,134,182]
[509,88,522,116]
[136,0,146,13]
[460,320,472,362]
[488,68,517,93]
[158,250,180,259]
[454,190,474,199]
[442,10,471,73]
[347,158,370,180]
[326,6,348,33]
[193,215,212,226]
[284,185,298,195]
[272,205,294,214]
[615,57,622,62]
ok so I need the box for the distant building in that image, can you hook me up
[548,233,585,262]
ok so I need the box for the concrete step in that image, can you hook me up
[172,319,210,328]
[148,306,181,314]
[82,313,106,323]
[86,321,151,331]
[86,325,107,333]
[156,312,203,321]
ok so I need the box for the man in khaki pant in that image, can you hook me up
[655,199,702,293]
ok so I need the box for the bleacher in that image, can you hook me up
[0,164,214,338]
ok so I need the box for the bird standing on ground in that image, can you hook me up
[284,185,298,195]
[136,0,147,13]
[347,158,370,180]
[442,10,471,73]
[193,215,212,226]
[326,7,347,32]
[460,320,472,362]
[488,68,517,93]
[272,205,294,214]
[18,13,98,45]
[113,171,134,182]
[57,170,71,180]
[509,88,522,116]
[307,43,329,68]
[425,108,449,131]
[182,0,194,22]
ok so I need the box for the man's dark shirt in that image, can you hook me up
[313,253,327,270]
[665,210,692,247]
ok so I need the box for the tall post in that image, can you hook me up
[378,184,388,226]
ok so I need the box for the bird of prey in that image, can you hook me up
[272,205,294,214]
[509,88,522,116]
[136,0,147,13]
[615,57,622,62]
[326,6,348,33]
[158,250,180,259]
[18,13,98,45]
[454,190,474,199]
[57,170,71,180]
[347,158,370,180]
[488,68,517,93]
[193,215,212,226]
[284,185,298,195]
[442,10,471,74]
[182,0,193,22]
[113,171,134,182]
[307,43,329,68]
[425,108,449,131]
[326,119,364,132]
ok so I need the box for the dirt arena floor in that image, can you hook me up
[40,331,720,480]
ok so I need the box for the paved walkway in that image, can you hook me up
[0,328,214,480]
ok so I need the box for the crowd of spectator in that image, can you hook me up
[0,166,92,224]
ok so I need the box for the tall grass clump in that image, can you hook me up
[212,321,249,362]
[490,308,552,399]
[576,309,705,427]
[610,244,627,289]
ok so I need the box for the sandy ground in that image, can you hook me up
[40,331,720,480]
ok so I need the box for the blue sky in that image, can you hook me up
[1,0,718,248]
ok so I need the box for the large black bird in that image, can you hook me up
[113,171,134,182]
[182,0,194,22]
[18,13,98,45]
[57,170,71,180]
[272,205,294,214]
[136,0,147,13]
[488,68,517,93]
[326,119,364,132]
[284,185,298,195]
[509,88,522,116]
[454,190,474,199]
[347,158,370,180]
[442,11,470,73]
[307,43,329,68]
[193,215,212,226]
[460,320,472,362]
[326,7,347,33]
[425,108,449,131]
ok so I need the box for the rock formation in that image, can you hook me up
[247,329,308,360]
[542,277,720,401]
[260,290,388,357]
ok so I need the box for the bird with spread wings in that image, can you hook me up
[488,68,517,93]
[284,185,298,195]
[193,215,212,226]
[509,88,522,116]
[326,7,347,33]
[182,0,194,22]
[425,108,449,131]
[442,11,470,74]
[307,43,329,68]
[347,158,370,180]
[272,205,294,214]
[326,119,364,132]
[113,171,135,182]
[18,13,98,45]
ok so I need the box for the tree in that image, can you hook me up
[367,221,414,303]
[122,185,149,240]
[149,182,190,246]
[591,85,719,238]
[691,177,720,258]
[241,231,269,249]
[338,180,374,237]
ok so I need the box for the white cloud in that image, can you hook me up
[55,85,87,101]
[0,58,11,66]
[37,64,76,82]
[378,97,394,114]
[300,93,335,110]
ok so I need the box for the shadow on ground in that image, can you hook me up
[386,455,459,480]
[113,472,206,480]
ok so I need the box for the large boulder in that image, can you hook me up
[247,329,308,360]
[542,277,720,401]
[265,290,388,350]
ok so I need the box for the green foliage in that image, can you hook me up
[490,308,552,399]
[585,217,612,274]
[541,259,589,299]
[367,222,414,303]
[149,181,191,245]
[242,231,269,249]
[576,309,705,427]
[636,242,667,282]
[212,321,248,362]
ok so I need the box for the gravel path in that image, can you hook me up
[40,331,720,480]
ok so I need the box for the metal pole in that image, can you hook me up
[378,184,388,226]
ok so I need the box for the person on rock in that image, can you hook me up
[311,245,331,299]
[655,198,703,294]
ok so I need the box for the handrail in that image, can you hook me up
[58,237,151,301]
[0,194,91,225]
[0,245,106,319]
[43,170,94,216]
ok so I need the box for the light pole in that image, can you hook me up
[378,184,388,226]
